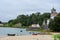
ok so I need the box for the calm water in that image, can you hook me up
[0,27,32,36]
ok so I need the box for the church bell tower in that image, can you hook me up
[51,8,57,19]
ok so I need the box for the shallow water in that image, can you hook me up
[0,27,32,36]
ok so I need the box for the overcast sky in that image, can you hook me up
[0,0,60,22]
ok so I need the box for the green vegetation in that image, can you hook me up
[49,13,60,32]
[0,21,8,27]
[7,12,50,28]
[54,34,60,40]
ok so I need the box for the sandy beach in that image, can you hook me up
[0,35,54,40]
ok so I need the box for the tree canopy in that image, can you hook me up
[8,12,51,28]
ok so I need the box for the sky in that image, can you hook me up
[0,0,60,22]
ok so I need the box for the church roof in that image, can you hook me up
[51,8,56,11]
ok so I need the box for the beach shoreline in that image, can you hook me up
[0,35,54,40]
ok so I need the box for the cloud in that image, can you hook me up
[0,0,60,22]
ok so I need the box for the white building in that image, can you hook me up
[42,8,58,30]
[30,24,40,28]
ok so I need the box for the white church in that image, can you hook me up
[30,7,58,30]
[42,7,58,30]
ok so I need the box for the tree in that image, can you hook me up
[8,20,14,23]
[0,21,2,24]
[17,15,30,26]
[49,13,60,32]
[42,13,51,19]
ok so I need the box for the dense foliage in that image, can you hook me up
[49,13,60,32]
[8,12,50,28]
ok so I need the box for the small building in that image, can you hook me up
[31,24,40,28]
[29,24,40,30]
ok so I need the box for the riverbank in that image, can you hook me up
[0,35,54,40]
[0,32,60,40]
